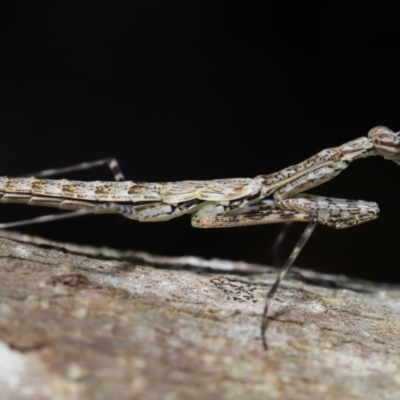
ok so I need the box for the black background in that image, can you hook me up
[1,2,400,282]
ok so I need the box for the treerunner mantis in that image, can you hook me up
[0,126,399,349]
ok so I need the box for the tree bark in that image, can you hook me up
[0,233,399,400]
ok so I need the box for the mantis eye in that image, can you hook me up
[367,126,394,139]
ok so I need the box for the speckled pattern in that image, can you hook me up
[0,127,399,228]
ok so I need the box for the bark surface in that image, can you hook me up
[0,234,399,400]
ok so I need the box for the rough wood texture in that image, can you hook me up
[0,234,399,400]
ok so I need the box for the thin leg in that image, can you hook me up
[0,203,138,229]
[20,158,126,181]
[272,222,292,267]
[261,217,318,350]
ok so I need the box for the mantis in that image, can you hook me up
[0,126,399,349]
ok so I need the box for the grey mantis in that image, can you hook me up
[0,126,399,349]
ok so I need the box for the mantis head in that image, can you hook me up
[368,126,400,165]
